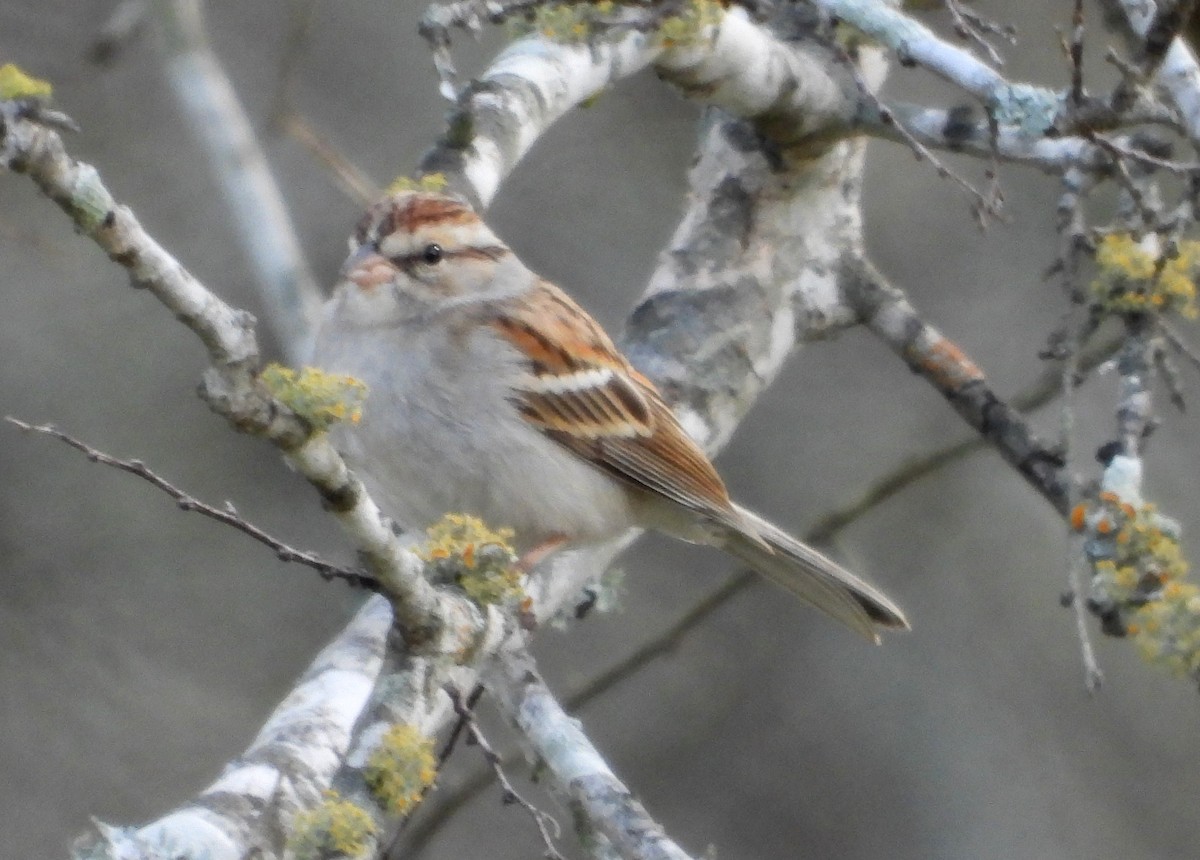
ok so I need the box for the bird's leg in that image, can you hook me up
[516,533,569,573]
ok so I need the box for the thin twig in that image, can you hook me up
[1162,319,1200,372]
[437,684,487,773]
[385,684,487,858]
[1058,302,1104,692]
[279,111,380,206]
[1051,158,1106,693]
[268,0,322,126]
[944,0,1014,67]
[446,685,565,860]
[4,417,379,591]
[1152,339,1187,411]
[1067,0,1085,106]
[1093,132,1200,176]
[838,46,1002,224]
[1066,545,1105,693]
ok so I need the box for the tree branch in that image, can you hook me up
[445,685,567,860]
[488,644,697,860]
[4,417,377,590]
[84,595,394,859]
[153,0,323,360]
[814,0,1056,120]
[1111,0,1200,142]
[0,101,487,652]
[843,255,1072,515]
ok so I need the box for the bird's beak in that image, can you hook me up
[339,243,379,279]
[339,244,393,290]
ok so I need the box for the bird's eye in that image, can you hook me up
[422,243,443,265]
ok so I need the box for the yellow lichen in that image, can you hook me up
[657,0,726,48]
[0,63,52,100]
[287,791,377,860]
[364,724,438,816]
[385,173,448,196]
[1084,493,1198,682]
[260,364,367,431]
[506,0,725,45]
[1092,233,1200,319]
[417,513,523,605]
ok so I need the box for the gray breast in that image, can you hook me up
[313,317,636,546]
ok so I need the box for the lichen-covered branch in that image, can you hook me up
[653,7,862,144]
[813,0,1019,105]
[419,6,877,205]
[1112,0,1200,143]
[843,256,1072,515]
[419,25,659,205]
[622,108,867,450]
[489,644,697,860]
[0,102,489,656]
[863,101,1166,172]
[80,596,393,860]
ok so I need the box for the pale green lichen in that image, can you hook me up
[260,364,367,430]
[417,513,523,605]
[69,165,116,234]
[364,724,438,816]
[287,791,378,860]
[990,83,1059,137]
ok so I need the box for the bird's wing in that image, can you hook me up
[488,281,738,526]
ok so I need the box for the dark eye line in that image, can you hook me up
[388,244,508,267]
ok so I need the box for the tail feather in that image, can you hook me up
[720,504,909,643]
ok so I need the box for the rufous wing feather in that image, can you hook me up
[489,281,741,527]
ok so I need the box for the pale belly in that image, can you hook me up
[316,322,638,548]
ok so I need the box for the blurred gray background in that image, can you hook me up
[2,2,1198,858]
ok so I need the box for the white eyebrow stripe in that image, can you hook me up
[527,367,615,394]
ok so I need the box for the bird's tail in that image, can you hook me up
[719,504,910,643]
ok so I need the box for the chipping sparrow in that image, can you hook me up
[313,191,908,641]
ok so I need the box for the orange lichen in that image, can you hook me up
[911,337,985,391]
[1083,495,1198,682]
[417,514,523,605]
